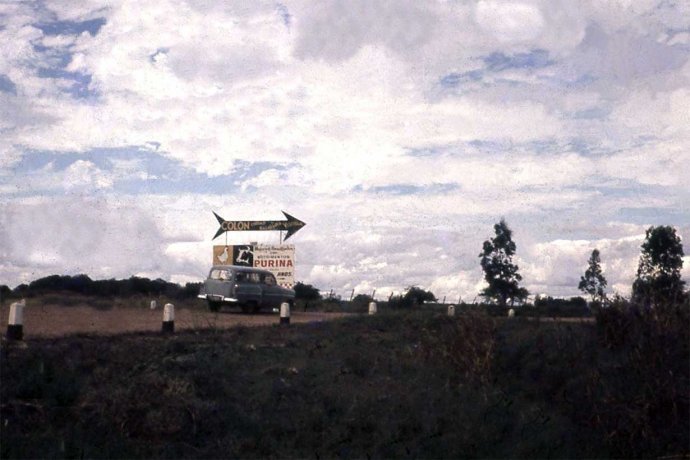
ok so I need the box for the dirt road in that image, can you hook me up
[0,301,350,338]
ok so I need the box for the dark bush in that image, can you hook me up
[591,300,690,456]
[528,296,591,317]
[294,282,321,301]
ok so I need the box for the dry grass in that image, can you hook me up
[0,294,349,338]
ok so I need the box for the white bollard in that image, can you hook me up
[508,308,515,318]
[280,302,290,325]
[162,303,175,334]
[150,300,157,310]
[368,301,377,315]
[7,300,25,341]
[447,304,456,317]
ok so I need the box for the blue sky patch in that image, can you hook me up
[440,49,555,89]
[7,148,294,197]
[440,70,483,88]
[405,146,447,157]
[0,74,17,94]
[37,68,96,99]
[35,17,106,36]
[276,3,291,27]
[31,43,72,69]
[483,49,554,71]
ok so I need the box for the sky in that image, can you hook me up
[1,0,689,302]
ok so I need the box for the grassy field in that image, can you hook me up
[1,308,688,459]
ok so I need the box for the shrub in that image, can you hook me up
[592,299,690,456]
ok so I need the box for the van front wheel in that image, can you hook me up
[208,300,221,312]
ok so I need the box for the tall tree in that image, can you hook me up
[479,219,528,306]
[578,249,607,304]
[632,225,685,308]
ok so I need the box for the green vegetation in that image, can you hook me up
[632,225,686,309]
[1,275,201,301]
[2,306,687,459]
[578,249,607,304]
[479,218,529,305]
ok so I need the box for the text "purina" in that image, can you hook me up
[254,259,294,268]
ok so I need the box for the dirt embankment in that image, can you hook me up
[0,298,349,338]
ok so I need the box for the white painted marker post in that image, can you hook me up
[7,300,25,341]
[280,302,290,325]
[368,301,377,315]
[508,308,515,318]
[447,304,456,317]
[162,303,175,334]
[150,300,157,310]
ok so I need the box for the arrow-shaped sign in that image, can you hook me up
[212,211,306,241]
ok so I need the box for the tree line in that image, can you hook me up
[0,274,201,300]
[479,219,687,308]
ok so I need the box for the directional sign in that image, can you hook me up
[212,211,306,241]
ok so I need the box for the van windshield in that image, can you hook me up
[210,269,231,280]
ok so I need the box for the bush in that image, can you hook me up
[526,296,591,317]
[591,299,690,456]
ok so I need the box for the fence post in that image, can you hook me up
[508,308,515,318]
[150,300,157,310]
[6,300,25,341]
[280,302,290,325]
[162,303,175,334]
[447,304,456,317]
[368,301,377,315]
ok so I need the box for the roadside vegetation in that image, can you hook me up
[2,302,687,459]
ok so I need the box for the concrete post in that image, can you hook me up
[508,308,515,318]
[150,300,157,310]
[280,302,290,325]
[162,303,175,334]
[7,300,25,341]
[368,301,377,315]
[447,304,456,317]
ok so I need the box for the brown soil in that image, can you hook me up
[0,299,350,338]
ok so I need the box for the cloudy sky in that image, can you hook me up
[1,0,688,301]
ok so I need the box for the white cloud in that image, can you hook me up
[475,1,545,43]
[62,160,114,189]
[0,0,688,302]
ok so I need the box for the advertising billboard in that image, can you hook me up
[212,244,295,288]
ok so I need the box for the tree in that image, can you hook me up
[402,286,436,307]
[479,219,528,305]
[293,282,321,301]
[632,226,685,308]
[578,249,607,304]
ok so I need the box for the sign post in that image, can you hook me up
[209,211,304,289]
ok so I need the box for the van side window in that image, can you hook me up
[235,272,247,282]
[248,273,261,283]
[263,274,277,286]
